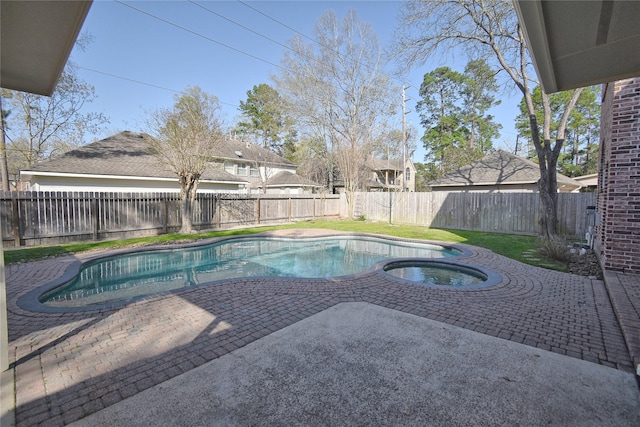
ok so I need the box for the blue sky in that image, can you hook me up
[73,0,521,162]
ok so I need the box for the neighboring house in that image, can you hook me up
[260,171,323,195]
[573,173,598,192]
[428,150,582,193]
[211,138,322,194]
[365,157,416,192]
[334,156,416,193]
[20,131,317,194]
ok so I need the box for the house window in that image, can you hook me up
[250,165,259,177]
[237,163,248,176]
[224,162,235,174]
[405,167,411,181]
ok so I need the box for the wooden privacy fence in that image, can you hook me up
[0,192,341,248]
[0,190,596,247]
[353,191,597,239]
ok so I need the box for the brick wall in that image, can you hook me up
[596,78,640,273]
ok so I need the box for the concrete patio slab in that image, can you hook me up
[70,302,640,427]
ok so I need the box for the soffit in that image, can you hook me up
[1,1,93,95]
[514,0,640,92]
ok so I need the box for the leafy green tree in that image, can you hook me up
[146,86,224,233]
[414,162,439,191]
[281,127,299,162]
[417,67,467,173]
[416,60,500,176]
[235,83,293,155]
[462,59,501,152]
[515,86,600,177]
[560,87,600,177]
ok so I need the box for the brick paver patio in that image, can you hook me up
[4,229,637,426]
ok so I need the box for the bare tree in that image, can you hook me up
[1,63,108,186]
[273,10,396,217]
[395,0,583,237]
[146,86,224,233]
[250,152,275,195]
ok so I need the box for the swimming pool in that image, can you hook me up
[35,235,464,308]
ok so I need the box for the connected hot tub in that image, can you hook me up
[381,259,502,290]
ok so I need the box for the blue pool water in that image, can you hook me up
[385,262,486,286]
[383,260,503,290]
[40,236,462,307]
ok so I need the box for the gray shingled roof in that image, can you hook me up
[428,150,582,189]
[22,131,249,183]
[213,138,296,167]
[265,171,322,188]
[366,156,403,172]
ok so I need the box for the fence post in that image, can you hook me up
[256,196,261,225]
[11,192,21,246]
[163,197,168,234]
[91,195,99,240]
[214,196,220,228]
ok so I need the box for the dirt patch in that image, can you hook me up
[567,249,603,279]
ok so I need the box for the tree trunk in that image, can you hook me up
[537,157,559,237]
[179,174,197,234]
[345,189,355,219]
[0,96,11,191]
[180,195,193,234]
[529,88,582,238]
[528,113,560,237]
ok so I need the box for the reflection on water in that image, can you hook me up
[386,263,486,287]
[41,237,460,307]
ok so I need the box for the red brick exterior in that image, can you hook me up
[596,78,640,273]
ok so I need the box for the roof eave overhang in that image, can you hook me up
[20,170,249,185]
[430,180,537,188]
[514,0,640,93]
[215,155,296,168]
[1,1,93,96]
[513,0,558,93]
[266,184,322,188]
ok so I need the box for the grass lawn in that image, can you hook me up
[2,219,565,271]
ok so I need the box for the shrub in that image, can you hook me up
[537,236,572,263]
